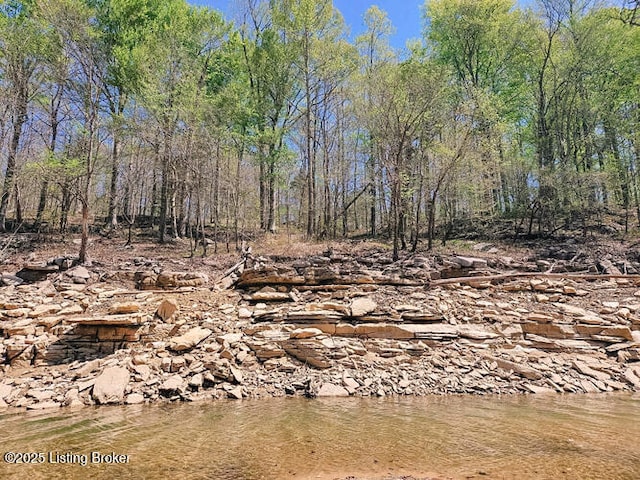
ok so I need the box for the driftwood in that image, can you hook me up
[430,272,640,287]
[219,243,253,283]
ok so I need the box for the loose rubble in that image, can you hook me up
[1,244,640,411]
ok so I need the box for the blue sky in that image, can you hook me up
[189,1,535,50]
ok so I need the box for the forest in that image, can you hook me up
[0,0,639,262]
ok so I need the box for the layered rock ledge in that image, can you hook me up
[1,248,640,411]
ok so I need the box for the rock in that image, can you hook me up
[0,384,13,401]
[525,385,556,394]
[29,304,62,318]
[238,308,252,319]
[527,312,554,323]
[59,304,84,315]
[307,302,351,315]
[92,367,130,404]
[169,327,212,351]
[599,260,622,275]
[156,299,178,322]
[227,386,243,399]
[289,328,324,339]
[189,373,204,389]
[16,264,58,282]
[159,375,186,396]
[125,393,145,405]
[354,324,415,340]
[250,292,292,302]
[283,340,332,369]
[485,355,543,380]
[350,297,377,317]
[109,302,141,314]
[27,401,60,410]
[218,333,243,344]
[27,389,54,401]
[335,323,356,336]
[1,274,23,286]
[157,271,208,288]
[403,324,458,340]
[69,266,91,280]
[623,365,640,389]
[457,325,499,340]
[522,322,575,339]
[160,358,172,372]
[170,356,186,372]
[572,360,611,382]
[62,388,83,408]
[6,319,36,335]
[229,366,244,384]
[342,376,359,390]
[454,256,487,268]
[247,341,286,360]
[317,383,349,397]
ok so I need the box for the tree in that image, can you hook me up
[240,0,300,233]
[92,0,162,230]
[367,57,449,259]
[0,0,45,231]
[426,0,533,217]
[356,6,395,237]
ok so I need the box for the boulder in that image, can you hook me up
[125,393,145,405]
[159,375,186,397]
[454,256,487,268]
[69,266,91,280]
[156,299,178,322]
[317,383,349,397]
[0,384,13,401]
[572,360,611,382]
[227,386,243,400]
[350,297,377,317]
[283,340,332,369]
[29,304,62,318]
[169,327,212,351]
[485,355,543,380]
[92,367,130,404]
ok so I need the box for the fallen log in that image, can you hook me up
[430,272,640,287]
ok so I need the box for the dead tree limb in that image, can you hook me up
[430,272,640,287]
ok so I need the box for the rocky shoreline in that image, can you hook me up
[1,244,640,411]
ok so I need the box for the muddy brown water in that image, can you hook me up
[1,394,639,480]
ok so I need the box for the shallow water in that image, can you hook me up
[1,394,639,479]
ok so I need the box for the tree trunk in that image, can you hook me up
[0,87,28,231]
[35,181,48,227]
[267,160,276,233]
[107,133,119,229]
[158,133,172,243]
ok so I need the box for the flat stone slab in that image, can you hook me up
[66,314,144,326]
[251,292,293,302]
[169,327,212,351]
[457,325,499,340]
[403,324,459,340]
[484,355,543,380]
[454,256,488,268]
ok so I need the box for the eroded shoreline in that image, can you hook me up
[2,246,640,411]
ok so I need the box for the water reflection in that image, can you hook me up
[1,394,639,479]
